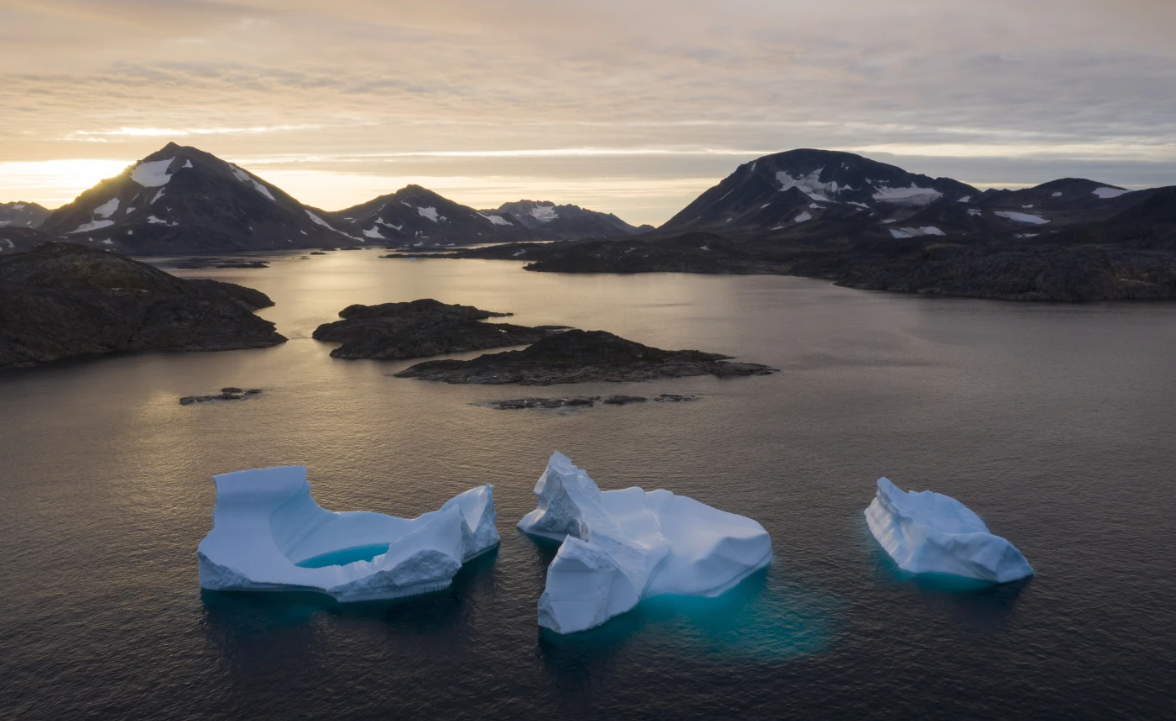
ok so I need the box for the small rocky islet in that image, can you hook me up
[476,393,699,410]
[179,388,263,405]
[312,298,565,360]
[393,328,776,385]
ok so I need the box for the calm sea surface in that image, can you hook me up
[1,250,1174,720]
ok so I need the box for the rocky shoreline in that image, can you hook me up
[475,393,699,410]
[0,243,286,371]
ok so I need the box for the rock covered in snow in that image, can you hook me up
[198,466,498,601]
[865,477,1033,583]
[518,452,771,634]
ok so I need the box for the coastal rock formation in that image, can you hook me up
[312,298,563,360]
[865,478,1034,584]
[476,393,697,410]
[180,388,263,405]
[198,466,499,602]
[393,329,776,385]
[518,452,772,634]
[0,242,285,371]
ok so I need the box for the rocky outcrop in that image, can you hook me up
[0,242,286,371]
[312,298,563,360]
[394,329,776,385]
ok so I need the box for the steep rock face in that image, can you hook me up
[0,201,51,229]
[484,200,651,240]
[0,226,50,255]
[38,143,355,254]
[312,298,561,360]
[0,242,285,370]
[394,329,777,384]
[327,185,533,247]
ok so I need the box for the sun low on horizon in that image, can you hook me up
[2,0,1176,225]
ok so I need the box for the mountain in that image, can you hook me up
[0,242,284,370]
[326,185,535,247]
[0,226,50,255]
[37,143,358,255]
[658,149,1160,245]
[482,200,652,240]
[0,201,51,229]
[662,148,978,234]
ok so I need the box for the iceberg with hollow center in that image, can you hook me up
[198,466,499,601]
[518,452,771,634]
[865,477,1033,583]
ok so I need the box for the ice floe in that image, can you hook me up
[865,477,1033,584]
[198,466,499,601]
[518,452,771,634]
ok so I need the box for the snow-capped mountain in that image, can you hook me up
[327,185,534,247]
[662,149,977,233]
[38,143,357,254]
[661,149,1160,242]
[0,201,51,229]
[483,200,652,240]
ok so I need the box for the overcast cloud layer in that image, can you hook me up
[2,0,1174,224]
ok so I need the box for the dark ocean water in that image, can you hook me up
[1,250,1174,720]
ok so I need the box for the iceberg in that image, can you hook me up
[518,452,772,634]
[865,477,1033,583]
[198,466,498,602]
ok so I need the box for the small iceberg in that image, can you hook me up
[518,452,772,634]
[865,477,1033,583]
[198,466,498,601]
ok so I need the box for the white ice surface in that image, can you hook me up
[131,158,174,187]
[995,210,1049,225]
[1093,187,1130,199]
[198,466,499,602]
[518,452,771,634]
[865,478,1033,584]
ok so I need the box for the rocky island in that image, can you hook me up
[393,329,776,385]
[312,298,564,360]
[0,242,286,371]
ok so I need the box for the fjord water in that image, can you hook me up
[1,250,1173,720]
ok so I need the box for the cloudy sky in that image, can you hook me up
[1,0,1174,224]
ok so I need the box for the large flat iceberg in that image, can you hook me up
[518,452,771,634]
[865,477,1033,583]
[198,466,498,601]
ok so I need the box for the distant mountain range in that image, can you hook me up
[446,149,1176,301]
[0,201,51,229]
[1,143,649,256]
[482,200,653,240]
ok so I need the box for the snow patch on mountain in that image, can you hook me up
[70,219,115,234]
[776,169,841,202]
[872,184,943,206]
[418,207,439,222]
[231,166,276,201]
[995,211,1049,225]
[530,205,559,223]
[93,198,120,219]
[363,226,385,239]
[794,211,812,223]
[305,210,334,229]
[131,158,174,188]
[1093,187,1130,199]
[479,213,512,226]
[148,216,178,226]
[890,226,946,239]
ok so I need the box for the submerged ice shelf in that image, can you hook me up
[518,452,772,634]
[198,466,499,601]
[865,477,1033,584]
